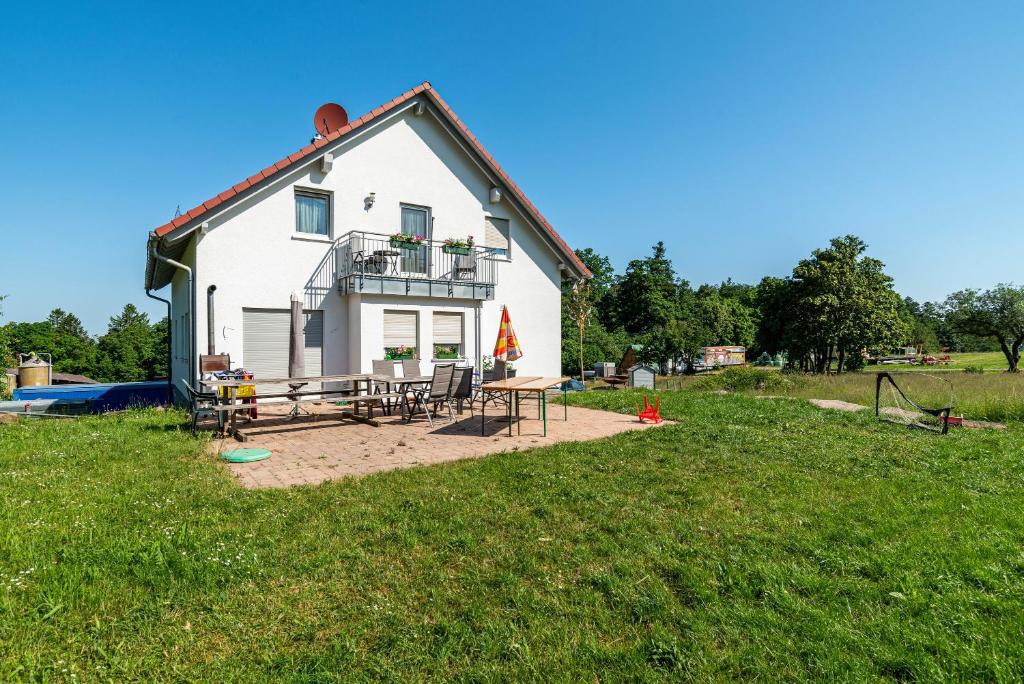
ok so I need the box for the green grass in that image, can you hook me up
[2,400,1024,680]
[863,351,1011,372]
[658,365,1024,423]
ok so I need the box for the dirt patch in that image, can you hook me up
[808,399,868,412]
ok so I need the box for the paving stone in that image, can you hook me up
[220,402,670,488]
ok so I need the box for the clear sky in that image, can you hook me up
[1,1,1021,334]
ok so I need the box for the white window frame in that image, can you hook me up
[483,216,511,260]
[383,309,419,359]
[432,311,464,361]
[294,188,332,239]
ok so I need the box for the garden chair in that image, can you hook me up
[450,366,475,416]
[406,363,456,427]
[372,359,397,415]
[401,359,422,378]
[183,381,220,435]
[452,254,477,281]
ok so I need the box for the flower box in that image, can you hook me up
[389,238,423,250]
[442,245,472,255]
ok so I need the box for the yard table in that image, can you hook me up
[480,376,569,437]
[202,373,391,439]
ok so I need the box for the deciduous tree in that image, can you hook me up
[944,285,1024,372]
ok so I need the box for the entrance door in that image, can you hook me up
[400,204,430,275]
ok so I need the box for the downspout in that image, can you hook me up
[149,241,196,394]
[206,285,217,355]
[145,288,174,406]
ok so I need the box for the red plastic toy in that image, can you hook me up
[637,395,663,423]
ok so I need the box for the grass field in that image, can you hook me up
[657,363,1024,423]
[2,397,1023,681]
[863,351,1010,373]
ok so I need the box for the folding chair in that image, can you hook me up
[450,366,475,416]
[407,363,456,427]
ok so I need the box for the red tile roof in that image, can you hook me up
[150,82,590,278]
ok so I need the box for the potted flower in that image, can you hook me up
[442,235,475,255]
[389,232,426,250]
[481,355,516,381]
[384,345,415,360]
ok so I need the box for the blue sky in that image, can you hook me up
[1,1,1021,334]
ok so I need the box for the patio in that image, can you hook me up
[207,400,669,488]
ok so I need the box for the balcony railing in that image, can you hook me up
[335,231,499,299]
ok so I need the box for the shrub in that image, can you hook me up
[963,364,986,374]
[754,352,773,366]
[844,354,866,372]
[693,366,791,392]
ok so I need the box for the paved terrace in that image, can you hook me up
[207,400,668,488]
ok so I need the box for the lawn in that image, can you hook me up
[863,351,1011,372]
[658,366,1024,423]
[2,396,1023,681]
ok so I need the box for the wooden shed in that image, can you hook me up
[627,364,657,390]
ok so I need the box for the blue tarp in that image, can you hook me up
[12,381,169,413]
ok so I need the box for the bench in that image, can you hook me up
[208,391,409,440]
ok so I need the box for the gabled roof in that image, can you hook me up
[145,81,590,289]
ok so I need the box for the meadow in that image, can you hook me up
[655,356,1024,424]
[2,392,1023,681]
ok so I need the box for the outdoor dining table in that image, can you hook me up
[479,376,569,437]
[202,373,390,438]
[377,374,433,419]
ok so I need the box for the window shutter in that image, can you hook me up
[432,312,463,344]
[484,217,509,252]
[383,311,418,347]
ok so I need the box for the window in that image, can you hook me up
[484,216,510,257]
[383,310,418,359]
[433,312,464,359]
[295,190,330,236]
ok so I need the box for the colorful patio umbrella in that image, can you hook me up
[493,305,523,377]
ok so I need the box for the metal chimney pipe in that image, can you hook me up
[206,285,217,355]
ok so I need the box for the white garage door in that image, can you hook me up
[242,309,323,394]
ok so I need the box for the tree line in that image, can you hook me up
[1,303,168,384]
[562,234,1024,374]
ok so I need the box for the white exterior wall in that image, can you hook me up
[172,103,565,391]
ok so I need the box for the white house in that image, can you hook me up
[144,81,591,401]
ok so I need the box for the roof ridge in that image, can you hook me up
[147,81,590,284]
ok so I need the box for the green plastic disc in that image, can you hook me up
[220,448,272,463]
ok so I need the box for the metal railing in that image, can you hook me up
[335,231,499,285]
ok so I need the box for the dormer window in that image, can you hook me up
[295,189,330,236]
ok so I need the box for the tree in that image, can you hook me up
[573,248,618,324]
[46,309,98,376]
[95,304,158,382]
[788,235,907,373]
[944,284,1024,372]
[149,316,170,379]
[613,242,678,333]
[612,242,681,368]
[753,276,796,359]
[565,279,594,380]
[0,295,11,395]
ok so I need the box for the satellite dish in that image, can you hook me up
[313,103,348,137]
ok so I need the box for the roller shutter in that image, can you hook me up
[383,310,418,347]
[432,312,463,344]
[484,216,510,254]
[242,309,323,394]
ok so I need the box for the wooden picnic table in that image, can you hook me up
[480,376,569,437]
[202,372,396,439]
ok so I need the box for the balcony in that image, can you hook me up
[335,231,499,300]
